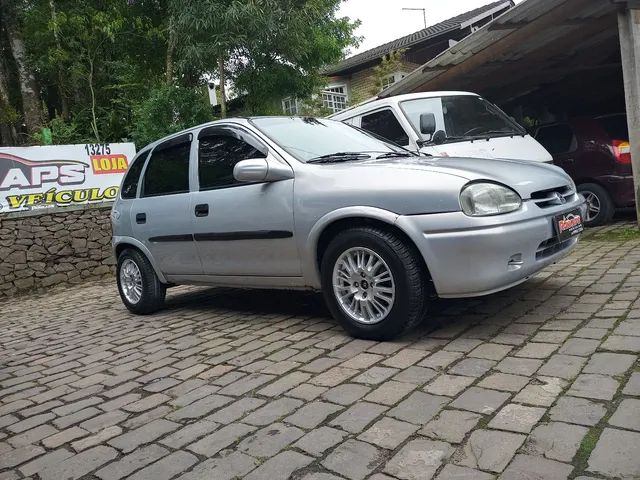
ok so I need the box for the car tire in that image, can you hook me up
[321,226,429,341]
[578,183,614,227]
[117,248,166,314]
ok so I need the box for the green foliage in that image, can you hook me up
[131,85,214,147]
[370,49,406,96]
[30,115,91,145]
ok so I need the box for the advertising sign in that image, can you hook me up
[0,143,136,214]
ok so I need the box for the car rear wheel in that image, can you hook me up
[578,183,614,227]
[321,226,429,340]
[117,248,166,314]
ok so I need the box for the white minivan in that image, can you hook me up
[330,92,552,163]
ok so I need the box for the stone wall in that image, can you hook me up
[0,203,115,297]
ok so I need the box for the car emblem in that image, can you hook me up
[553,192,566,204]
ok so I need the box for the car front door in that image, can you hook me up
[191,125,299,277]
[130,133,202,275]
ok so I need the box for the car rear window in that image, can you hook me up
[535,124,576,155]
[598,115,629,140]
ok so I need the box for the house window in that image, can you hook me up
[380,72,407,92]
[282,97,299,115]
[321,85,348,113]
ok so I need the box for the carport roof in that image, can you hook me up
[380,0,622,108]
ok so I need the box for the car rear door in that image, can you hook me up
[534,124,579,177]
[190,124,299,277]
[130,133,202,275]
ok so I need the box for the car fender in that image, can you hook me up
[112,235,169,284]
[304,206,401,288]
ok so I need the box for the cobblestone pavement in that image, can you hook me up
[1,224,639,480]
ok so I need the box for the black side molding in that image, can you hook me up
[194,230,293,241]
[148,234,194,243]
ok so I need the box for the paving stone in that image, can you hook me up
[623,372,640,396]
[39,445,118,480]
[524,422,588,462]
[245,450,312,480]
[7,413,54,433]
[353,366,399,385]
[583,352,635,375]
[448,358,496,377]
[122,393,170,413]
[286,401,343,429]
[382,349,429,368]
[128,450,198,480]
[393,365,438,385]
[468,343,512,361]
[243,397,303,425]
[434,464,495,480]
[385,438,453,480]
[311,367,359,387]
[558,338,600,356]
[287,383,328,400]
[72,426,122,451]
[531,330,571,343]
[488,403,546,433]
[322,383,370,405]
[40,426,86,448]
[568,373,619,401]
[237,422,303,457]
[329,401,387,433]
[159,419,219,449]
[341,353,383,369]
[549,396,606,426]
[18,448,74,477]
[420,409,482,444]
[499,454,573,480]
[512,376,566,406]
[206,397,265,424]
[364,380,415,405]
[95,444,169,480]
[477,373,529,392]
[450,387,509,415]
[538,354,587,379]
[358,416,418,449]
[608,398,640,431]
[188,423,256,456]
[425,374,475,397]
[176,451,258,480]
[494,357,542,376]
[515,343,558,359]
[587,428,640,479]
[444,338,483,353]
[80,410,129,433]
[456,429,525,473]
[108,419,179,453]
[419,350,464,370]
[299,474,345,480]
[166,394,233,421]
[294,426,347,456]
[0,444,45,469]
[9,424,58,448]
[388,391,448,424]
[218,373,275,395]
[322,439,382,480]
[601,335,640,352]
[257,371,310,397]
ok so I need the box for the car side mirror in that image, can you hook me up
[233,157,293,183]
[432,130,447,145]
[419,113,436,136]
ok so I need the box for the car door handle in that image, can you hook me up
[135,213,146,224]
[195,204,209,217]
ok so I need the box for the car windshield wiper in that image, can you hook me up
[307,152,372,164]
[375,152,415,159]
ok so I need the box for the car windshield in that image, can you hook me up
[400,95,526,143]
[251,117,408,162]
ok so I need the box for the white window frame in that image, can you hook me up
[321,83,349,113]
[380,72,408,92]
[282,97,300,115]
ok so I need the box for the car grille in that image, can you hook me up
[531,185,575,208]
[536,236,574,260]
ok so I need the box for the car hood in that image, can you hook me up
[352,156,573,199]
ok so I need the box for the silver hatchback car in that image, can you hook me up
[112,117,586,340]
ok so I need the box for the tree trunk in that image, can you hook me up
[218,56,227,118]
[88,56,100,141]
[1,0,44,136]
[0,54,17,145]
[165,17,176,85]
[49,0,69,118]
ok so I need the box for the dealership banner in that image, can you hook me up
[0,143,136,214]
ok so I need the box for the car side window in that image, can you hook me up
[120,149,149,199]
[198,133,266,190]
[142,137,191,197]
[535,125,576,155]
[360,109,410,146]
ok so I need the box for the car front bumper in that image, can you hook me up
[396,197,587,298]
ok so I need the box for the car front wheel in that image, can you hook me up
[117,248,166,314]
[321,226,429,340]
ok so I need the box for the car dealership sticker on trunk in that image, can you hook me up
[555,209,584,241]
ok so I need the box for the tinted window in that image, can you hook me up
[120,150,149,199]
[142,141,191,197]
[361,110,409,146]
[535,125,575,155]
[598,115,628,140]
[198,135,265,190]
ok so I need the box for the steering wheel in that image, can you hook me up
[463,126,486,136]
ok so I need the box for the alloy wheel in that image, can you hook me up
[120,258,143,304]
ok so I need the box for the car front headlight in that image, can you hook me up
[460,182,522,216]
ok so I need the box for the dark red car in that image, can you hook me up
[533,114,633,226]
